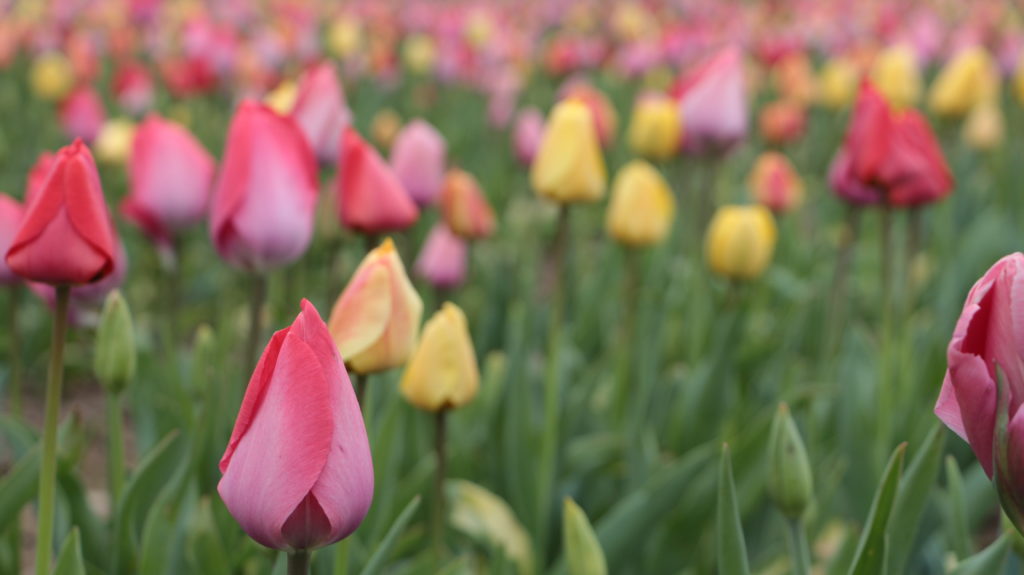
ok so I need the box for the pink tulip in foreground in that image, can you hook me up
[389,119,447,206]
[219,300,373,551]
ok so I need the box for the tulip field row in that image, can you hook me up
[1,1,1024,574]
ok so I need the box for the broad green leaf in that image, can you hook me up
[186,498,231,575]
[846,443,906,575]
[0,448,38,530]
[358,496,421,575]
[448,480,534,575]
[944,456,973,559]
[717,444,750,575]
[949,534,1010,575]
[885,424,947,574]
[53,528,86,575]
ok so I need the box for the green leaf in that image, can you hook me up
[0,448,38,530]
[563,498,607,575]
[846,443,906,575]
[53,528,86,575]
[186,498,231,575]
[358,496,422,575]
[885,424,947,574]
[944,456,973,559]
[949,533,1011,575]
[717,444,750,575]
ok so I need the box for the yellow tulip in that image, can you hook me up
[869,44,921,109]
[400,303,479,412]
[530,100,607,204]
[370,108,403,151]
[817,57,858,110]
[611,2,656,42]
[928,46,999,119]
[962,97,1004,151]
[328,238,423,374]
[1015,61,1024,107]
[705,205,777,281]
[627,94,681,161]
[605,160,675,247]
[93,119,137,165]
[327,15,363,60]
[263,80,297,115]
[403,33,437,76]
[30,52,74,102]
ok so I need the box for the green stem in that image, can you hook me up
[287,549,311,575]
[433,408,448,561]
[824,207,861,360]
[245,273,268,372]
[332,539,350,575]
[35,285,70,575]
[786,517,812,575]
[8,285,22,415]
[107,392,125,506]
[878,204,894,456]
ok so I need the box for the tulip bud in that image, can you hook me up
[766,403,814,519]
[440,168,496,240]
[563,498,608,575]
[338,129,419,234]
[403,33,437,76]
[817,57,858,110]
[869,44,922,109]
[370,108,402,151]
[414,223,468,290]
[605,160,675,248]
[758,99,806,145]
[748,152,804,214]
[704,205,777,281]
[59,86,106,143]
[962,98,1004,152]
[93,291,136,395]
[30,52,74,102]
[512,107,544,167]
[327,15,363,60]
[530,100,607,204]
[290,63,351,165]
[400,303,479,412]
[390,119,447,206]
[928,47,999,119]
[93,119,137,166]
[627,93,681,161]
[669,45,748,154]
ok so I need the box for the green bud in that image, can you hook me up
[563,497,607,575]
[766,403,814,519]
[93,291,136,395]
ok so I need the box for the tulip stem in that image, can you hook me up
[785,517,812,575]
[35,285,70,575]
[433,408,448,560]
[825,207,861,359]
[7,285,22,415]
[287,550,311,575]
[245,273,268,372]
[107,391,125,506]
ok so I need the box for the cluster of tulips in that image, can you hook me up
[3,0,1024,574]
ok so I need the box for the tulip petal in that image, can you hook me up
[948,348,997,476]
[329,263,392,362]
[934,373,967,441]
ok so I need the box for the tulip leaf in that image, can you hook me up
[846,443,906,575]
[885,424,947,574]
[943,456,973,559]
[717,444,750,575]
[57,467,108,568]
[0,448,38,530]
[185,498,231,575]
[358,496,422,575]
[948,533,1010,575]
[53,528,86,575]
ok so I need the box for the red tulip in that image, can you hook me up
[122,115,215,250]
[337,128,419,234]
[5,140,117,285]
[25,151,57,208]
[0,194,23,285]
[219,300,373,550]
[291,62,351,165]
[58,86,106,143]
[210,101,318,271]
[112,62,155,116]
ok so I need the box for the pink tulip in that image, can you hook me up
[0,194,23,285]
[25,152,57,208]
[123,115,215,250]
[291,62,351,165]
[670,45,748,154]
[512,107,544,167]
[219,300,373,550]
[112,62,155,116]
[338,128,419,234]
[58,86,106,143]
[27,242,128,327]
[389,119,447,207]
[210,101,318,271]
[414,223,467,290]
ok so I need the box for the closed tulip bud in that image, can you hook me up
[962,98,1004,151]
[400,302,479,411]
[669,45,748,154]
[414,223,468,290]
[748,152,804,213]
[705,205,777,281]
[328,238,423,374]
[370,108,402,151]
[25,151,57,208]
[758,99,806,145]
[869,44,922,109]
[30,52,74,102]
[563,498,608,575]
[338,129,419,234]
[627,93,681,161]
[219,300,373,551]
[327,15,363,60]
[291,62,351,165]
[0,194,23,285]
[440,168,496,240]
[928,47,999,119]
[605,160,675,248]
[93,290,136,394]
[93,119,136,165]
[772,52,817,106]
[390,119,447,206]
[558,80,618,148]
[112,62,154,116]
[817,57,858,110]
[210,102,318,272]
[403,33,438,76]
[530,100,607,204]
[512,107,544,167]
[59,86,106,143]
[6,140,118,285]
[767,403,814,519]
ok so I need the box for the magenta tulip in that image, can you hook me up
[291,62,351,165]
[512,107,544,167]
[414,223,467,289]
[58,86,106,143]
[219,300,373,550]
[389,119,447,206]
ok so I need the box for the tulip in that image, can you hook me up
[92,119,137,166]
[328,238,423,375]
[263,80,297,116]
[112,62,155,116]
[817,56,858,110]
[771,52,817,107]
[704,205,777,281]
[670,45,748,154]
[758,99,806,145]
[219,300,373,552]
[390,119,447,206]
[530,100,607,204]
[210,101,318,272]
[25,152,57,208]
[94,290,137,395]
[29,52,74,102]
[122,115,216,250]
[928,46,999,119]
[512,107,544,167]
[400,302,479,412]
[605,160,675,248]
[327,15,363,60]
[869,44,922,109]
[403,33,438,76]
[290,62,351,165]
[627,93,681,161]
[338,129,419,234]
[6,140,117,286]
[58,86,106,143]
[962,98,1005,151]
[0,194,23,285]
[370,108,402,151]
[766,403,814,519]
[558,79,618,148]
[748,152,804,213]
[414,223,468,290]
[440,168,496,240]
